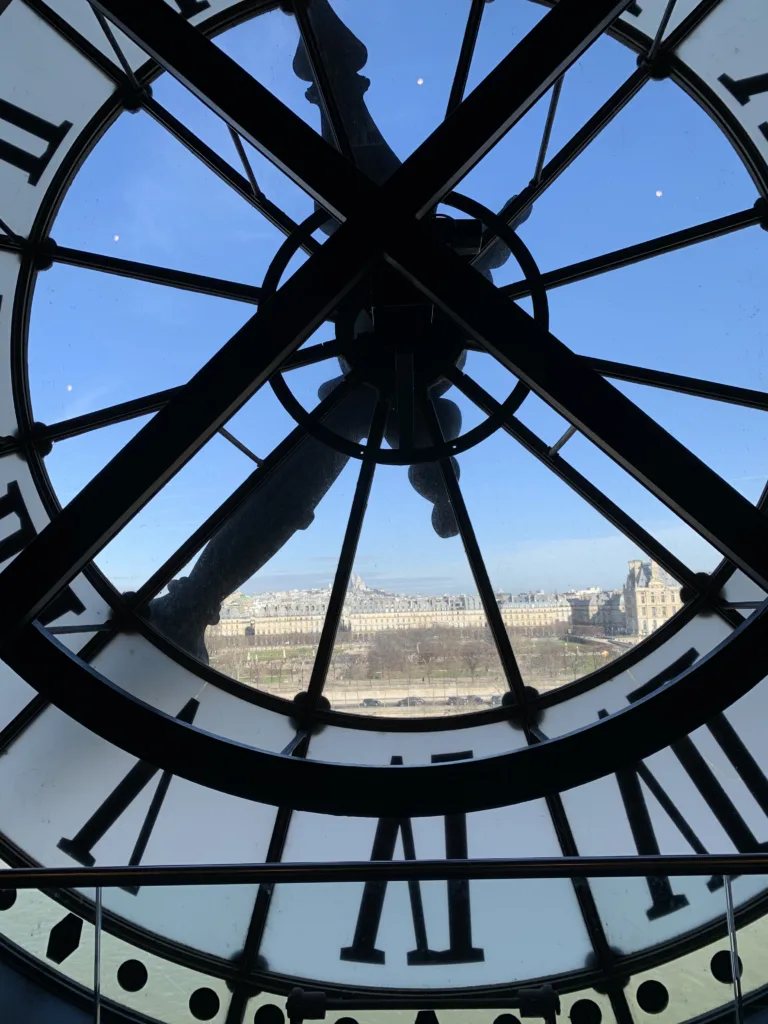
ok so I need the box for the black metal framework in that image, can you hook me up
[0,0,759,732]
[0,0,765,790]
[0,0,767,1015]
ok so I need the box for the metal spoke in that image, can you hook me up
[89,1,142,91]
[218,428,262,466]
[281,338,341,372]
[34,388,180,447]
[444,370,699,596]
[503,205,764,299]
[144,96,322,257]
[475,66,649,264]
[445,0,486,118]
[0,630,115,757]
[224,736,307,1024]
[646,0,679,62]
[0,216,371,637]
[586,358,768,411]
[385,214,768,591]
[47,623,113,635]
[420,389,528,704]
[0,216,20,241]
[22,0,320,258]
[304,401,387,705]
[386,0,634,218]
[0,233,264,304]
[132,382,354,607]
[227,125,263,200]
[0,0,631,638]
[292,1,355,163]
[548,424,577,457]
[664,0,725,50]
[532,75,564,185]
[476,0,725,263]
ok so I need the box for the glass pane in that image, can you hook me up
[195,416,361,695]
[324,460,510,717]
[94,431,255,594]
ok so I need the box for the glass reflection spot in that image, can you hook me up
[635,980,670,1014]
[569,999,602,1024]
[116,958,148,992]
[189,987,221,1021]
[710,949,743,984]
[0,890,16,911]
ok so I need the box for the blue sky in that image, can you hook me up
[26,0,768,596]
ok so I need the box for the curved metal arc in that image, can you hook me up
[4,598,767,817]
[133,377,357,606]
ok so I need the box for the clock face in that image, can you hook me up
[1,0,768,1020]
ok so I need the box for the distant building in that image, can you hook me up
[623,559,682,637]
[206,560,682,643]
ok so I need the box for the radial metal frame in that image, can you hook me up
[0,0,765,1011]
[0,0,766,805]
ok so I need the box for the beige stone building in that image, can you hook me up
[623,559,683,637]
[206,561,681,644]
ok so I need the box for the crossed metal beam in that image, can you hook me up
[1,0,768,817]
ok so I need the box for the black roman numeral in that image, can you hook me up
[718,71,768,142]
[602,647,768,919]
[719,72,768,107]
[171,0,210,17]
[58,698,199,893]
[341,751,484,966]
[0,98,72,186]
[0,479,85,623]
[0,479,34,561]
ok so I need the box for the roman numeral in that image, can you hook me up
[171,0,210,17]
[341,751,484,966]
[58,698,199,893]
[0,480,35,562]
[602,647,768,919]
[0,98,72,186]
[0,479,85,624]
[718,72,768,142]
[718,72,768,107]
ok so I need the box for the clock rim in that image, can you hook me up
[1,0,768,1008]
[8,0,767,733]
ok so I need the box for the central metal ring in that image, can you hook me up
[264,192,548,464]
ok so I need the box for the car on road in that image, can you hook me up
[465,695,485,705]
[396,696,425,706]
[488,694,503,705]
[359,698,382,707]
